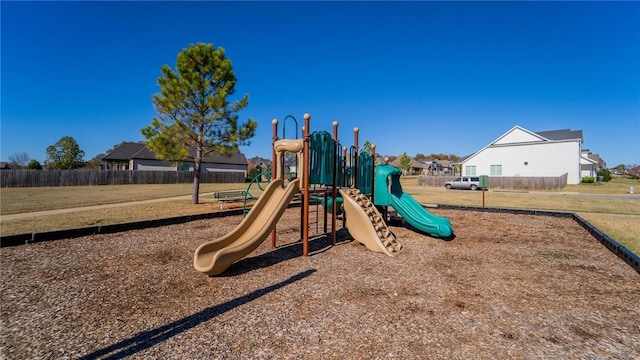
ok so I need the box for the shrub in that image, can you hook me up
[597,169,612,182]
[248,167,261,181]
[581,177,595,183]
[25,160,43,170]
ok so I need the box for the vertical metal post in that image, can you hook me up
[483,187,486,208]
[300,125,305,243]
[371,144,376,203]
[323,192,328,233]
[353,127,359,189]
[302,113,311,256]
[271,119,278,249]
[331,121,339,245]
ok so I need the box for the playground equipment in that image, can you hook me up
[194,138,303,275]
[194,113,423,275]
[340,188,402,256]
[375,164,453,238]
[243,170,297,215]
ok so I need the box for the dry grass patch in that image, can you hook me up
[0,183,248,215]
[0,198,255,236]
[403,184,639,215]
[562,177,640,194]
[579,213,640,255]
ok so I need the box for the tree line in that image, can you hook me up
[5,136,90,170]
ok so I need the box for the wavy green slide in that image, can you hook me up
[375,165,453,238]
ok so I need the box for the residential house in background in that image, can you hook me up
[458,126,603,185]
[387,158,457,176]
[388,158,427,175]
[421,159,456,176]
[581,149,606,178]
[101,142,248,177]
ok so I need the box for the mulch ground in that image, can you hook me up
[1,208,638,359]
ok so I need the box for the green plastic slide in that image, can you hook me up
[390,191,453,238]
[375,164,453,238]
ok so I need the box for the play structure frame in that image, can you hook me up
[194,112,452,275]
[269,113,378,256]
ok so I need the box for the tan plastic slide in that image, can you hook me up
[194,178,300,276]
[339,188,403,256]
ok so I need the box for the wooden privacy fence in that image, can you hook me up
[0,170,245,187]
[418,173,568,191]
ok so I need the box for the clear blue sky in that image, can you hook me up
[2,1,639,167]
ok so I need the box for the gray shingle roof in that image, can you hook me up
[201,149,248,165]
[103,142,247,165]
[102,142,147,161]
[535,129,583,142]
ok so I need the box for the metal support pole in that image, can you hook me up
[300,125,305,243]
[302,114,311,256]
[371,143,376,203]
[353,127,359,189]
[483,188,486,208]
[271,119,278,249]
[331,121,339,245]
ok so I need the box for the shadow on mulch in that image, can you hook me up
[219,229,353,277]
[78,269,317,360]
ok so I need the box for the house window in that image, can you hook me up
[490,164,502,176]
[465,165,476,176]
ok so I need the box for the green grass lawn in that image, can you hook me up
[1,177,639,255]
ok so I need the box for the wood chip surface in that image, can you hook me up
[1,209,638,359]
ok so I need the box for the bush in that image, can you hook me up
[581,177,595,183]
[25,160,43,170]
[247,167,260,181]
[597,169,612,182]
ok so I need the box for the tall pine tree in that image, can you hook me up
[142,43,257,204]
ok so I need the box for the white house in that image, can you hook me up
[459,126,592,185]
